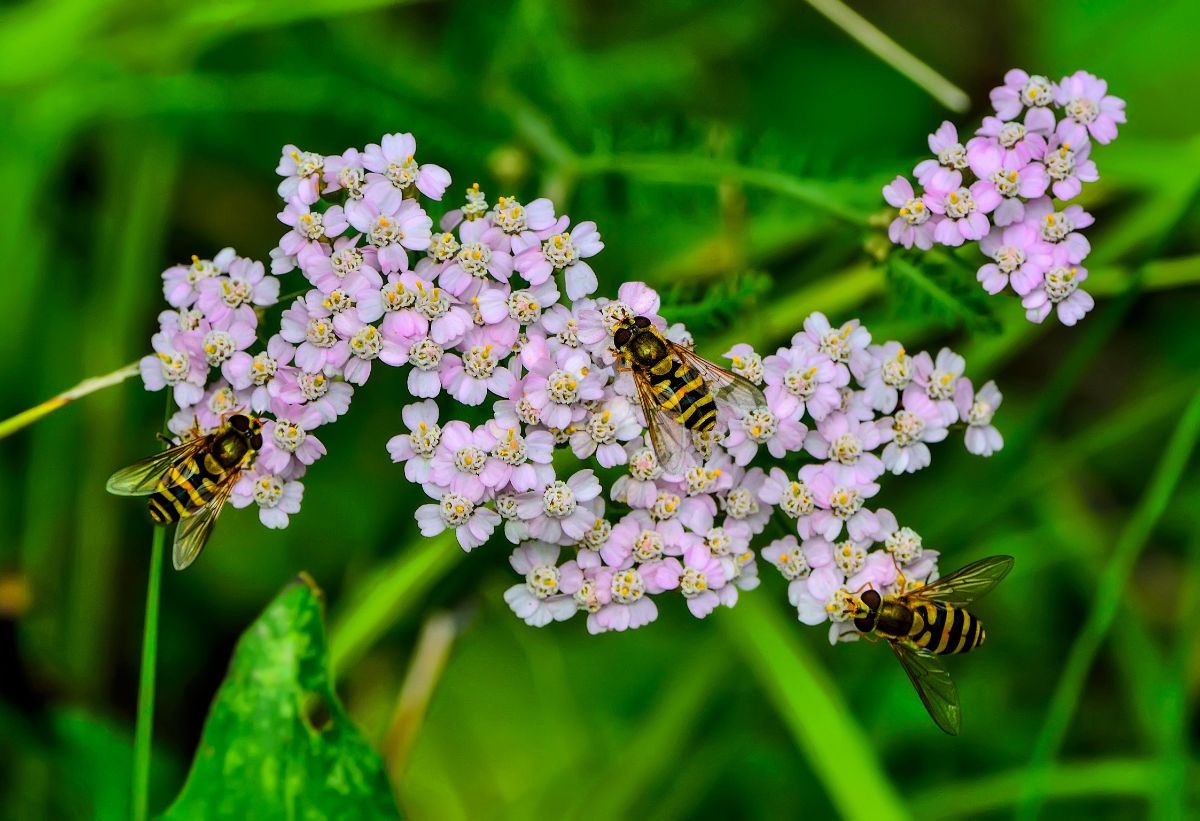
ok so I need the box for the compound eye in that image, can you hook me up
[230,414,250,431]
[861,589,882,610]
[614,328,632,347]
[854,614,877,633]
[249,432,264,450]
[634,315,651,328]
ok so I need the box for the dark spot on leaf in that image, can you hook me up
[301,691,333,733]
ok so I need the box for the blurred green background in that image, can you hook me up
[2,0,1199,818]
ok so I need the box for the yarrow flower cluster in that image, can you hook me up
[138,130,1006,644]
[883,70,1125,327]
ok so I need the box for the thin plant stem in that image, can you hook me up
[382,610,461,791]
[131,524,166,821]
[800,0,970,113]
[0,361,140,441]
[130,398,173,821]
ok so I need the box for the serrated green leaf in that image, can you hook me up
[160,575,400,821]
[886,255,1002,334]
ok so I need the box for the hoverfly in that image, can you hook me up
[106,413,264,570]
[613,315,766,472]
[852,555,1015,735]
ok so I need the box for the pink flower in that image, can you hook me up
[490,196,559,253]
[913,121,969,186]
[225,335,295,410]
[279,297,351,375]
[724,403,807,465]
[346,198,433,274]
[1021,250,1094,326]
[478,422,554,493]
[196,256,279,329]
[603,510,688,567]
[362,132,452,206]
[970,118,1047,167]
[587,564,660,634]
[989,69,1057,134]
[339,319,404,385]
[955,379,1004,456]
[926,169,997,246]
[503,543,581,626]
[386,400,441,484]
[805,413,886,484]
[853,341,912,414]
[516,469,603,545]
[679,549,727,618]
[429,421,493,502]
[304,240,383,296]
[440,332,516,406]
[1056,70,1125,144]
[611,443,666,509]
[797,312,872,375]
[569,397,642,466]
[978,222,1054,296]
[523,343,605,429]
[231,469,304,528]
[276,145,324,205]
[256,401,327,480]
[906,347,966,426]
[805,469,879,542]
[513,220,604,299]
[1023,197,1093,263]
[880,390,947,474]
[161,248,236,309]
[763,344,847,421]
[139,330,208,407]
[718,468,771,536]
[322,148,366,200]
[882,175,940,250]
[275,368,354,424]
[437,218,515,296]
[967,141,1048,227]
[277,201,344,267]
[1042,120,1098,201]
[416,492,500,552]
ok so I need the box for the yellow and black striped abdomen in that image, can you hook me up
[647,357,717,432]
[147,452,226,524]
[908,601,985,655]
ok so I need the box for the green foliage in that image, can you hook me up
[161,576,399,820]
[658,270,773,336]
[885,254,1002,334]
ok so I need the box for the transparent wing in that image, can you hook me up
[105,437,211,496]
[630,369,693,475]
[903,555,1014,608]
[172,479,235,570]
[890,640,961,735]
[667,342,766,414]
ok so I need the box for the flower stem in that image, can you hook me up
[800,0,970,113]
[131,397,173,821]
[0,361,140,441]
[131,523,166,821]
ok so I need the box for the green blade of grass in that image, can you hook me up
[721,594,908,821]
[1016,384,1200,819]
[328,532,464,676]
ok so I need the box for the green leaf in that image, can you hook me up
[886,254,1001,334]
[161,574,400,821]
